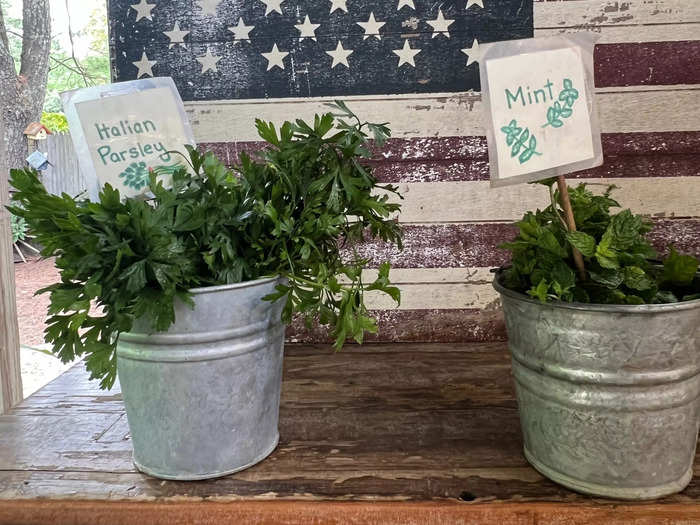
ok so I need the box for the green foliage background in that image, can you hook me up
[1,0,109,112]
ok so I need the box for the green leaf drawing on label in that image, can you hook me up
[152,163,186,177]
[118,161,149,190]
[543,78,579,128]
[118,162,185,190]
[500,119,541,164]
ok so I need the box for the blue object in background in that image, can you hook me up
[26,150,51,171]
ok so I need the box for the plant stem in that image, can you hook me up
[556,176,586,281]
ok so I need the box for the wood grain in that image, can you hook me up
[0,116,22,413]
[201,131,700,164]
[5,500,700,525]
[286,309,507,344]
[379,177,700,224]
[1,343,700,524]
[348,219,700,271]
[185,88,700,142]
[595,41,700,87]
[534,0,700,30]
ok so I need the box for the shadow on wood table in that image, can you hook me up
[1,343,699,524]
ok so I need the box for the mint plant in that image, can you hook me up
[8,102,403,389]
[499,179,699,304]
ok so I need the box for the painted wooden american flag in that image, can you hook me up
[108,0,700,343]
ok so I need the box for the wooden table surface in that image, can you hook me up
[1,342,699,524]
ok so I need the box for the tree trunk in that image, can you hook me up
[0,0,51,170]
[0,1,51,410]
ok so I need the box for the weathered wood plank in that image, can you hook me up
[203,131,700,164]
[534,0,700,29]
[1,343,700,524]
[346,219,700,271]
[365,155,700,183]
[536,22,700,44]
[0,116,22,413]
[287,308,508,344]
[185,88,700,142]
[5,499,700,525]
[594,41,700,87]
[378,177,700,224]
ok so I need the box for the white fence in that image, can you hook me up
[36,134,89,198]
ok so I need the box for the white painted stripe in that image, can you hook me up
[365,282,498,310]
[363,267,494,284]
[354,268,499,310]
[535,24,700,44]
[534,0,700,43]
[186,88,700,142]
[380,177,700,224]
[535,0,700,30]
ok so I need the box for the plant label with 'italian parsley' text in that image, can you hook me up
[479,35,603,187]
[61,77,196,199]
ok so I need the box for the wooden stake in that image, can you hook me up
[0,117,23,413]
[556,175,586,281]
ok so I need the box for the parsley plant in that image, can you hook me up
[9,102,403,389]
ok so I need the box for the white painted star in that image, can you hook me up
[393,39,420,67]
[427,9,454,38]
[261,43,288,70]
[229,18,254,41]
[461,38,480,67]
[130,0,155,21]
[196,48,221,73]
[196,0,221,16]
[295,15,320,41]
[261,0,284,15]
[357,12,384,40]
[132,51,156,78]
[163,21,188,48]
[329,0,347,13]
[397,0,415,10]
[466,0,484,9]
[326,41,353,68]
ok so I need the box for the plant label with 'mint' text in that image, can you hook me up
[479,36,603,187]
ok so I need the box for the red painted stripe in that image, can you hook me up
[287,308,507,344]
[348,219,700,269]
[200,131,700,164]
[595,41,700,88]
[368,154,700,183]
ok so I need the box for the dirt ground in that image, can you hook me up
[13,256,75,398]
[14,256,59,346]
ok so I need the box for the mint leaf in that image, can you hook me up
[537,229,566,257]
[623,266,654,291]
[589,268,624,289]
[527,279,550,302]
[595,229,619,269]
[565,231,596,257]
[663,247,699,286]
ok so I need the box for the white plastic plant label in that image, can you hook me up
[479,35,603,187]
[61,77,195,200]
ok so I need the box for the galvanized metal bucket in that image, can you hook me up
[494,271,700,500]
[116,276,286,480]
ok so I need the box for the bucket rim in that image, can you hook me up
[188,275,280,295]
[493,267,700,314]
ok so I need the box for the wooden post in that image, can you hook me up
[0,117,23,413]
[556,176,586,281]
